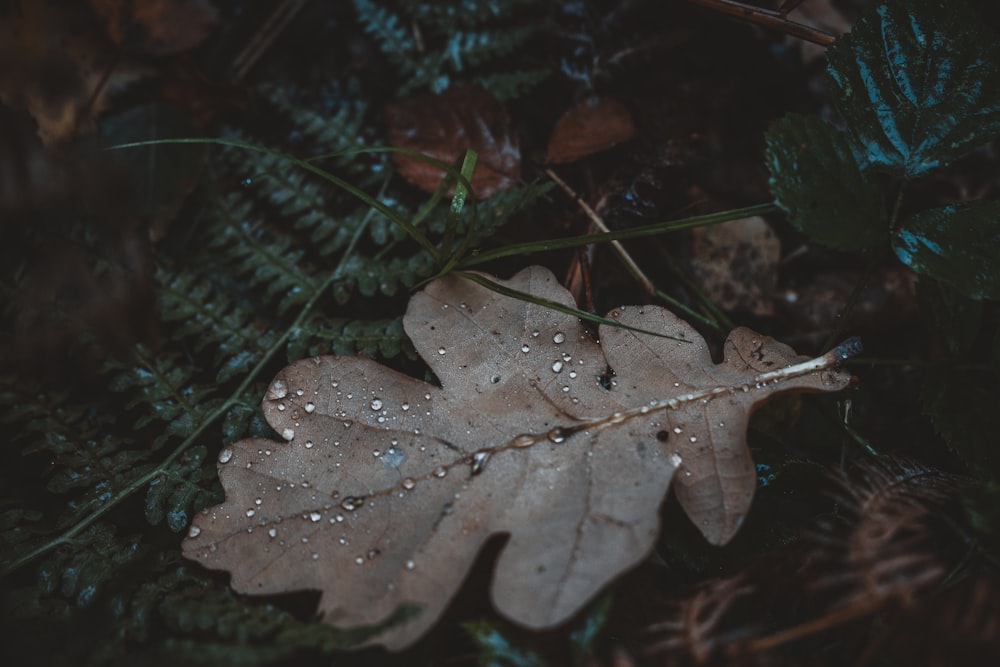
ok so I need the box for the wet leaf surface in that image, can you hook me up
[765,114,885,251]
[183,266,853,649]
[827,0,1000,176]
[893,201,1000,300]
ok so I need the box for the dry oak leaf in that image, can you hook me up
[182,266,856,650]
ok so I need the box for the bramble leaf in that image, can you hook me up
[765,114,885,251]
[893,202,1000,300]
[826,0,1000,176]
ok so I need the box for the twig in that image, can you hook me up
[682,0,837,46]
[231,0,310,81]
[545,168,657,296]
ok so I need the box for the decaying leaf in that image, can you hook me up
[546,96,636,164]
[384,84,520,198]
[689,216,780,318]
[183,266,856,649]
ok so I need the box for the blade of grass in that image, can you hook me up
[458,203,778,266]
[455,271,690,342]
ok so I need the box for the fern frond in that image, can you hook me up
[145,445,222,532]
[288,315,411,360]
[107,344,222,449]
[36,522,144,608]
[354,0,546,96]
[204,191,322,313]
[475,69,550,101]
[352,0,417,63]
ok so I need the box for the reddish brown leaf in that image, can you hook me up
[87,0,219,56]
[384,84,520,199]
[546,96,636,164]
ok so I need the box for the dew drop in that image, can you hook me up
[245,509,255,518]
[255,498,262,505]
[309,511,322,522]
[670,452,683,467]
[405,560,416,571]
[281,428,295,441]
[531,330,539,337]
[277,403,286,411]
[433,466,447,478]
[424,393,431,400]
[187,525,201,538]
[551,361,563,373]
[312,552,320,560]
[437,347,447,355]
[341,496,364,511]
[547,428,567,444]
[471,450,490,475]
[401,403,410,411]
[402,477,416,490]
[521,344,530,353]
[673,426,683,434]
[270,379,288,399]
[218,449,233,464]
[355,557,364,565]
[305,402,316,413]
[268,527,277,538]
[305,440,314,449]
[568,371,578,378]
[553,332,566,344]
[370,398,383,411]
[689,435,698,443]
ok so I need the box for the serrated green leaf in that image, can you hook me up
[922,368,1000,480]
[916,278,984,356]
[765,114,885,251]
[893,201,1000,300]
[827,0,1000,176]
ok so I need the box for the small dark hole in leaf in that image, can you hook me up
[656,430,670,442]
[598,367,615,390]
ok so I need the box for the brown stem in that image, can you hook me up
[682,0,837,46]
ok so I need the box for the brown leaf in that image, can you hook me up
[546,96,636,164]
[689,216,780,318]
[87,0,218,56]
[384,84,520,198]
[0,0,150,145]
[183,266,854,649]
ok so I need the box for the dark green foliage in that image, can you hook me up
[463,620,547,667]
[288,315,412,360]
[893,202,1000,300]
[352,0,548,97]
[765,114,885,251]
[107,345,222,448]
[826,0,1000,176]
[144,446,222,532]
[36,523,144,608]
[918,280,1000,481]
[766,0,1000,300]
